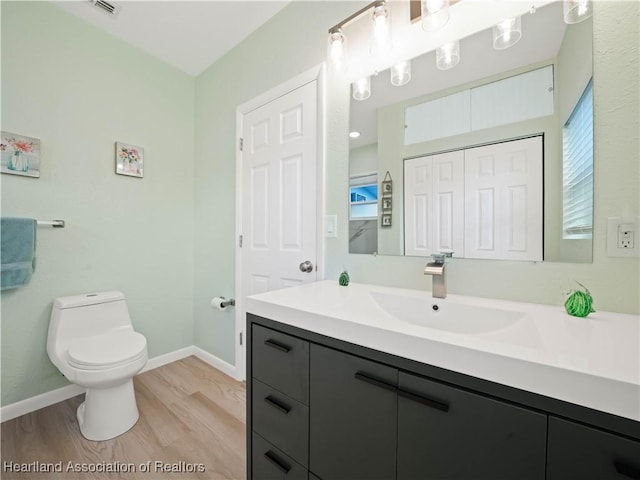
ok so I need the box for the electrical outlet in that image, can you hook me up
[618,224,634,249]
[607,217,640,257]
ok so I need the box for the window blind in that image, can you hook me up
[562,80,593,238]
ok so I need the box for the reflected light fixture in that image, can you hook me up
[492,16,522,50]
[352,76,372,101]
[390,60,411,86]
[328,28,347,72]
[436,41,460,70]
[563,0,592,23]
[421,0,450,32]
[370,1,392,56]
[349,131,361,139]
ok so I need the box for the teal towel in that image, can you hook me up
[1,217,37,290]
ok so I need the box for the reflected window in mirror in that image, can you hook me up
[562,79,593,239]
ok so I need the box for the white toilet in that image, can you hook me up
[47,291,148,441]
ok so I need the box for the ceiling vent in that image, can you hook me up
[89,0,121,16]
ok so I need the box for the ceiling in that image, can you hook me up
[52,0,291,76]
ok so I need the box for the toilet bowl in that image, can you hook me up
[47,291,148,441]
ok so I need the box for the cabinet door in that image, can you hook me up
[309,344,397,480]
[397,372,546,480]
[547,416,640,480]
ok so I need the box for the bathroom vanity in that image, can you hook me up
[245,281,640,480]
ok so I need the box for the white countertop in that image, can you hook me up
[246,280,640,422]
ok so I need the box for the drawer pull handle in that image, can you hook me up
[397,388,449,412]
[264,395,291,414]
[614,461,640,479]
[354,371,397,392]
[264,450,291,474]
[264,339,292,353]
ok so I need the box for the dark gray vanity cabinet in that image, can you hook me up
[547,416,640,480]
[397,372,547,479]
[309,344,398,480]
[247,314,640,480]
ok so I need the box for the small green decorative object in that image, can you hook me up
[338,270,350,286]
[564,281,595,318]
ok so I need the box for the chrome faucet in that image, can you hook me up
[424,252,453,299]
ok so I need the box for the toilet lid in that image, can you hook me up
[68,330,147,369]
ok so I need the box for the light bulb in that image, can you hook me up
[370,3,392,56]
[421,0,450,32]
[352,77,371,101]
[492,16,522,50]
[391,60,411,86]
[328,29,347,72]
[436,41,460,70]
[563,0,592,24]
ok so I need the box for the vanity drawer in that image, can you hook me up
[252,324,309,404]
[252,378,309,467]
[252,433,308,480]
[547,416,640,480]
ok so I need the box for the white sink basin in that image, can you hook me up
[370,291,526,334]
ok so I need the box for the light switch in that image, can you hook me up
[325,215,337,238]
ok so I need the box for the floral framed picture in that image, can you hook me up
[1,131,41,178]
[115,142,144,178]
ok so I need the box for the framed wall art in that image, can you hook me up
[115,142,144,178]
[1,131,41,178]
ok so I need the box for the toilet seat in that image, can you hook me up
[68,330,147,370]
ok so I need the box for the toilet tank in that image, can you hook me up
[48,291,134,356]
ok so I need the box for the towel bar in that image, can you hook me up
[37,220,65,228]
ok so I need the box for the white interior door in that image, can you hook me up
[404,151,464,257]
[464,135,543,261]
[236,79,318,379]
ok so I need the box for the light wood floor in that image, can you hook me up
[1,356,246,480]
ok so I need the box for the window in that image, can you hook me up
[562,80,593,239]
[349,174,378,220]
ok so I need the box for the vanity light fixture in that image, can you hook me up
[391,60,412,86]
[492,16,522,50]
[353,76,372,101]
[436,41,460,70]
[563,0,592,23]
[421,0,450,32]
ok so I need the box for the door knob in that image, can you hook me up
[299,261,314,273]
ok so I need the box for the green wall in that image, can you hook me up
[1,1,195,406]
[1,0,638,407]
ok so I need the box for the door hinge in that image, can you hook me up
[239,332,243,346]
[239,138,244,151]
[239,235,243,248]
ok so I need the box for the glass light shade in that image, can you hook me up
[328,29,347,72]
[492,16,522,50]
[421,0,450,32]
[370,3,392,56]
[563,0,592,23]
[390,60,411,86]
[352,77,371,101]
[436,41,460,70]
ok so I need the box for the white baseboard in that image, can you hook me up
[1,346,235,423]
[192,346,238,380]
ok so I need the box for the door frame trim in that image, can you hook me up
[234,64,326,380]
